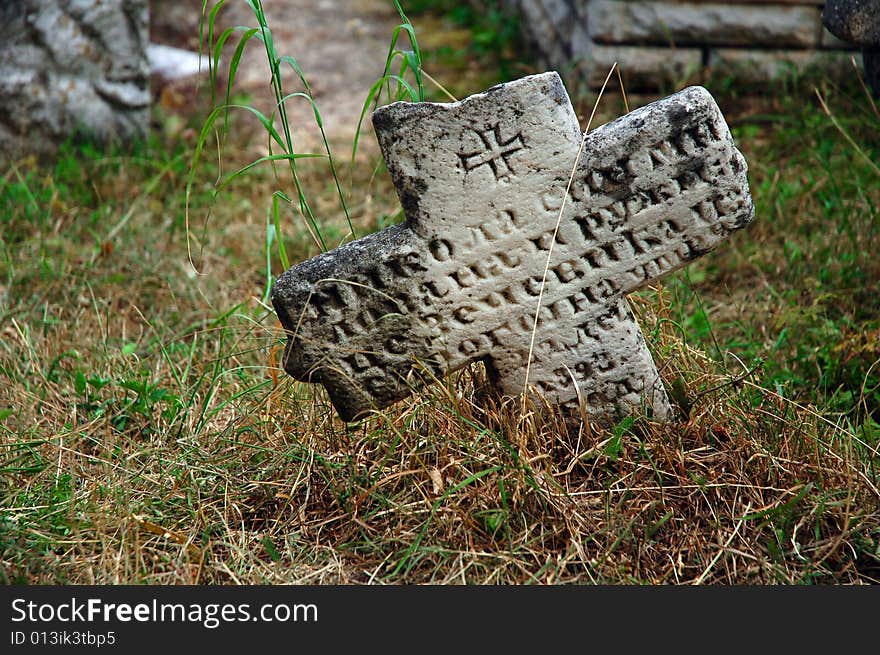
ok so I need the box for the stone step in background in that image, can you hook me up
[499,0,862,89]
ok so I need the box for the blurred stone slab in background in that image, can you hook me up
[583,45,703,88]
[587,1,819,48]
[707,48,860,83]
[494,0,863,91]
[147,43,205,82]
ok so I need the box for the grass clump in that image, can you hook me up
[660,70,880,427]
[1,3,878,584]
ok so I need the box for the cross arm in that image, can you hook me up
[564,85,754,301]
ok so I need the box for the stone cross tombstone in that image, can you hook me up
[271,72,754,422]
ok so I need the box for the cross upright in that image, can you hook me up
[271,72,754,422]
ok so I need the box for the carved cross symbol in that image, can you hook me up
[459,124,526,180]
[271,72,754,422]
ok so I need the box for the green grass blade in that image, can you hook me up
[279,57,356,240]
[216,153,326,191]
[391,1,424,100]
[272,191,290,271]
[223,27,260,134]
[351,74,418,170]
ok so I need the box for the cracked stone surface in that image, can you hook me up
[271,72,755,422]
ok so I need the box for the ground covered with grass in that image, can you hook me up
[1,3,879,584]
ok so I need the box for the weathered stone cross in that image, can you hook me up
[271,72,754,422]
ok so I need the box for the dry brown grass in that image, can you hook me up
[2,224,878,584]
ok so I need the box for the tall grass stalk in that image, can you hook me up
[191,0,429,288]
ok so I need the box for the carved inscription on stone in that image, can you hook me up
[459,125,526,180]
[271,72,755,422]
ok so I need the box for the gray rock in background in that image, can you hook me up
[0,0,150,157]
[822,0,880,45]
[822,0,880,94]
